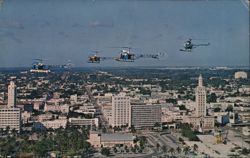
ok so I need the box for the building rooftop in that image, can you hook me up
[101,133,134,142]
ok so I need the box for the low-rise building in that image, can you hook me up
[44,104,69,113]
[45,119,67,129]
[102,103,112,124]
[22,111,32,124]
[242,127,250,136]
[69,118,99,127]
[234,71,247,79]
[88,131,134,148]
[75,105,99,116]
[37,113,54,121]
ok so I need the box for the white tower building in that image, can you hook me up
[111,93,131,127]
[0,81,21,132]
[7,81,17,108]
[195,74,206,117]
[183,74,214,132]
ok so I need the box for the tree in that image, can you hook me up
[131,147,136,153]
[156,143,160,151]
[101,147,110,156]
[178,137,184,142]
[11,128,17,137]
[134,144,139,152]
[102,127,107,133]
[5,126,10,135]
[34,139,52,157]
[129,125,136,133]
[183,146,190,154]
[207,93,217,103]
[176,146,181,154]
[139,136,147,149]
[169,148,175,156]
[161,145,167,153]
[154,122,161,127]
[113,126,121,132]
[225,105,233,112]
[214,107,221,112]
[138,148,142,153]
[124,145,129,153]
[193,144,198,152]
[180,123,198,141]
[0,128,3,135]
[166,98,177,104]
[242,148,250,155]
[153,122,162,131]
[113,146,117,153]
[179,105,186,110]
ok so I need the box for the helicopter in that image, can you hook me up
[113,47,164,62]
[137,52,165,60]
[30,59,72,73]
[30,59,50,73]
[115,47,135,62]
[179,38,210,52]
[87,51,111,63]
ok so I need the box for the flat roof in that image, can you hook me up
[101,133,134,142]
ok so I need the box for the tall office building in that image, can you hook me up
[184,75,214,132]
[195,75,206,117]
[0,81,21,132]
[0,107,21,132]
[7,81,17,108]
[111,93,131,127]
[131,104,161,129]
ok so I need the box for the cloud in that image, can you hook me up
[89,20,114,28]
[72,23,85,28]
[72,20,114,29]
[40,21,51,28]
[0,21,24,30]
[0,31,22,43]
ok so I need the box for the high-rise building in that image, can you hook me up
[0,107,21,132]
[111,93,131,127]
[0,81,21,132]
[195,75,206,117]
[184,75,214,132]
[7,81,17,108]
[131,104,161,129]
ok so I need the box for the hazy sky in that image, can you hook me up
[0,0,249,67]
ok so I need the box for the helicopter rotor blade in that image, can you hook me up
[193,43,210,47]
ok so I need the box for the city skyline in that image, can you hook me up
[0,0,249,67]
[0,66,249,157]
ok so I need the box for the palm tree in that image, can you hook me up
[161,145,167,153]
[5,126,10,135]
[134,144,139,152]
[129,125,136,133]
[0,128,4,136]
[183,146,190,154]
[11,128,17,137]
[156,143,160,152]
[125,145,129,153]
[113,146,117,153]
[169,148,175,156]
[193,144,198,152]
[176,146,182,154]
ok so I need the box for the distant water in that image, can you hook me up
[0,66,249,74]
